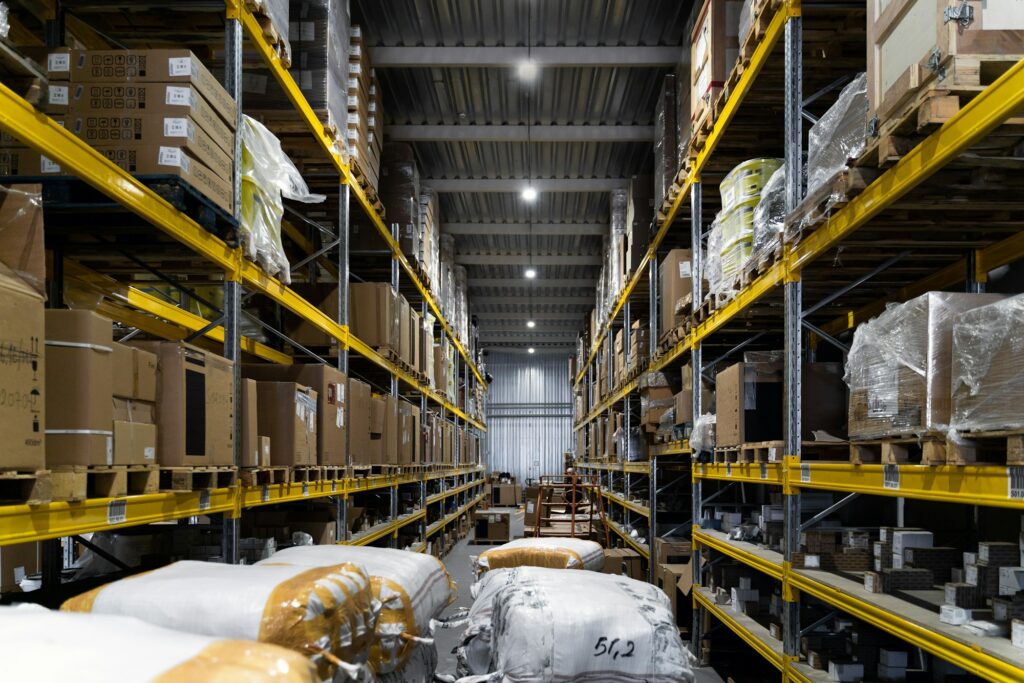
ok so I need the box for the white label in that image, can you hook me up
[261,485,270,503]
[884,464,900,490]
[337,383,345,401]
[165,85,193,106]
[760,463,768,480]
[302,482,309,496]
[744,379,757,410]
[167,57,193,77]
[48,85,68,106]
[347,95,359,107]
[198,489,211,511]
[107,499,127,525]
[48,53,70,73]
[679,261,692,278]
[158,146,184,168]
[163,117,190,138]
[40,155,61,174]
[331,479,337,492]
[143,447,155,461]
[337,407,344,428]
[1009,467,1024,499]
[106,436,113,465]
[767,446,778,463]
[800,463,811,483]
[700,463,706,477]
[725,462,732,477]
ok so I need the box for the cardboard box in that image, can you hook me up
[45,310,114,467]
[370,394,399,464]
[658,249,693,335]
[690,0,741,127]
[255,382,317,467]
[398,401,414,464]
[242,364,347,466]
[135,342,234,467]
[240,378,258,467]
[350,282,398,351]
[398,295,411,365]
[657,562,689,618]
[112,420,157,466]
[68,49,237,129]
[0,185,46,297]
[492,483,517,506]
[523,485,542,527]
[0,542,38,592]
[0,263,45,471]
[655,538,692,565]
[348,378,371,466]
[112,343,158,402]
[473,510,511,542]
[603,548,645,580]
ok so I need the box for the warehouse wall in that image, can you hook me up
[483,351,572,484]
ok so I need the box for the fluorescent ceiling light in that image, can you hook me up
[524,268,537,279]
[517,60,539,80]
[526,320,536,328]
[528,347,536,354]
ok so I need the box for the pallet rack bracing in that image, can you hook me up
[571,0,1024,679]
[0,1,487,560]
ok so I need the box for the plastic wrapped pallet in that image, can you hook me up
[258,545,455,681]
[61,560,378,680]
[240,115,325,284]
[738,0,755,46]
[752,165,785,262]
[380,142,421,262]
[703,212,724,300]
[690,413,716,453]
[253,1,290,63]
[950,295,1024,434]
[2,605,321,683]
[474,537,604,575]
[797,72,868,238]
[844,292,1003,439]
[455,566,693,682]
[654,73,678,211]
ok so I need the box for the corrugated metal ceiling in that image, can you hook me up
[352,0,691,348]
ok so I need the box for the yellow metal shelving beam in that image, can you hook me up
[603,490,650,518]
[695,587,788,672]
[607,519,650,559]
[426,491,485,538]
[348,509,426,546]
[233,1,485,389]
[695,462,783,485]
[694,529,785,581]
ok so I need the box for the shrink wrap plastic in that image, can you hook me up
[739,0,755,45]
[752,166,786,261]
[474,537,604,575]
[455,566,693,682]
[844,292,1002,439]
[950,295,1024,434]
[1,605,321,683]
[690,413,717,453]
[791,73,868,239]
[0,184,45,296]
[61,560,378,681]
[240,116,325,284]
[258,544,456,679]
[704,213,724,299]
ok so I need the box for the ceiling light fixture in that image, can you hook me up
[524,268,537,279]
[517,59,538,81]
[521,186,538,202]
[528,347,536,354]
[526,320,536,328]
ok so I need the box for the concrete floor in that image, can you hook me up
[433,508,724,682]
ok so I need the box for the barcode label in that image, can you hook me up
[1009,467,1024,499]
[331,479,337,492]
[163,117,190,137]
[884,464,900,490]
[768,446,779,463]
[158,146,183,167]
[760,463,768,480]
[40,156,61,174]
[800,463,810,483]
[49,85,68,106]
[261,485,270,502]
[165,86,192,106]
[48,53,70,72]
[167,57,193,76]
[107,499,127,525]
[302,482,309,496]
[725,462,732,477]
[198,490,211,511]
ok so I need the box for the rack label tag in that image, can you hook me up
[106,499,127,525]
[800,463,810,483]
[302,482,310,497]
[884,464,900,490]
[198,490,211,511]
[725,462,732,477]
[760,463,768,480]
[1009,467,1024,500]
[261,485,270,503]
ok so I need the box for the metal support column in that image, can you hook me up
[221,12,243,564]
[648,257,658,358]
[334,183,350,542]
[623,301,633,463]
[690,179,704,654]
[782,9,804,659]
[966,250,986,293]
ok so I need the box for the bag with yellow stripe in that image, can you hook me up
[258,545,457,682]
[61,560,378,681]
[473,537,604,576]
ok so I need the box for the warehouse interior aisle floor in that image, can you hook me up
[434,509,725,682]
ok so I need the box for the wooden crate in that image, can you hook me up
[868,0,1024,124]
[690,0,743,140]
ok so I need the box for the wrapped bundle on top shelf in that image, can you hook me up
[61,560,379,681]
[950,295,1024,435]
[240,115,326,284]
[456,566,694,681]
[252,0,291,65]
[844,292,1003,440]
[654,73,678,214]
[257,545,455,682]
[348,24,383,191]
[751,165,785,267]
[379,142,421,263]
[1,606,321,683]
[474,537,605,576]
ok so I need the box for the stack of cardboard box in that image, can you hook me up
[657,249,692,342]
[347,25,382,190]
[3,49,236,215]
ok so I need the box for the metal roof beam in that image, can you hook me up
[473,296,593,305]
[468,277,596,287]
[371,46,680,68]
[424,178,627,192]
[475,311,586,320]
[443,222,606,236]
[388,125,654,142]
[456,253,600,265]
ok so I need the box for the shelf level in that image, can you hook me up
[694,529,784,581]
[695,586,789,672]
[602,490,650,518]
[348,509,426,546]
[607,519,650,559]
[695,462,784,486]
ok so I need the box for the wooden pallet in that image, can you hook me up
[51,465,158,500]
[239,466,289,487]
[350,157,384,216]
[849,436,947,466]
[244,0,291,67]
[785,166,881,243]
[321,465,345,481]
[159,466,237,492]
[945,430,1024,467]
[289,466,324,483]
[0,469,51,505]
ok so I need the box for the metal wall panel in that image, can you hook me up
[484,351,572,483]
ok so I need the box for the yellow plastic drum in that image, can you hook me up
[718,199,758,246]
[720,238,753,280]
[721,158,783,210]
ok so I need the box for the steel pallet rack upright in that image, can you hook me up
[0,0,487,560]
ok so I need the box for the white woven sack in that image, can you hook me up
[259,545,455,679]
[474,537,604,575]
[457,566,693,682]
[0,604,321,682]
[61,560,378,680]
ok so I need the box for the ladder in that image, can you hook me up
[532,473,610,546]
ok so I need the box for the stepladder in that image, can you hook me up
[532,474,610,546]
